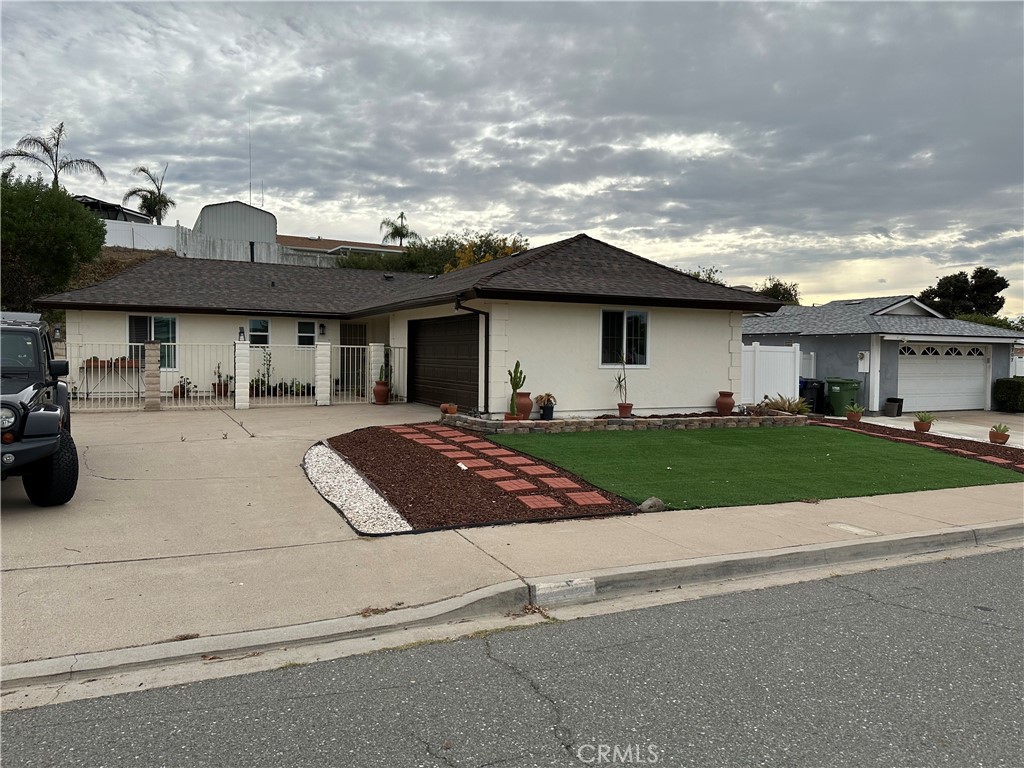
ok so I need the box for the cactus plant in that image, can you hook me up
[507,360,526,416]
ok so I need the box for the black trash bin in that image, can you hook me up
[799,378,827,414]
[884,397,904,417]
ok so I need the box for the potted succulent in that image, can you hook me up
[845,402,865,422]
[913,411,936,433]
[439,402,459,415]
[989,423,1010,445]
[534,392,557,420]
[614,357,632,417]
[506,360,528,420]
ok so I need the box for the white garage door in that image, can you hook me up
[897,344,988,411]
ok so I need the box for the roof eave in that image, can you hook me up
[472,288,783,312]
[33,299,345,319]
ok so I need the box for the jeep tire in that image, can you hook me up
[22,429,79,507]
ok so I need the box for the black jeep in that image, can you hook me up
[1,312,79,506]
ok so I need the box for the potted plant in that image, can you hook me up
[212,362,233,397]
[845,403,865,422]
[506,360,527,420]
[913,411,936,432]
[614,356,632,417]
[440,402,459,415]
[373,363,391,405]
[534,392,557,420]
[989,423,1011,445]
[172,376,197,399]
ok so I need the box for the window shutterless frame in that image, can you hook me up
[599,309,649,367]
[248,318,270,346]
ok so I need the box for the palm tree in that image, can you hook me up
[379,211,420,247]
[0,121,106,189]
[122,163,176,225]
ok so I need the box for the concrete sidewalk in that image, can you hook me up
[2,406,1021,697]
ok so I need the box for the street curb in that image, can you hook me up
[525,520,1024,606]
[0,580,529,689]
[3,521,1021,689]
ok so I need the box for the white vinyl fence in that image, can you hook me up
[740,343,802,404]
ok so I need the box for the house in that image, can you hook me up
[276,235,406,263]
[37,234,782,416]
[742,296,1023,413]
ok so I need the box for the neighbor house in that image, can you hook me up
[742,296,1022,413]
[38,234,782,416]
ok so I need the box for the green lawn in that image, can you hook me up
[491,426,1022,509]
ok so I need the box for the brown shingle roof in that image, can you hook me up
[37,234,783,317]
[35,256,423,317]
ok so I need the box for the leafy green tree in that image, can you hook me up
[755,275,800,304]
[339,229,529,275]
[444,231,529,272]
[0,169,105,311]
[379,211,419,247]
[918,267,1009,317]
[954,312,1024,332]
[0,122,106,189]
[122,163,175,225]
[682,265,725,285]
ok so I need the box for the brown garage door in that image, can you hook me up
[409,315,479,409]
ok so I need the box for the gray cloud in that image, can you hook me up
[2,1,1021,312]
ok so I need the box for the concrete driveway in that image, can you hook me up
[2,404,524,663]
[862,409,1024,448]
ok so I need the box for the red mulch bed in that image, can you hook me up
[326,425,636,530]
[327,418,1023,532]
[810,418,1024,472]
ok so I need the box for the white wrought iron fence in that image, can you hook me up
[331,345,369,404]
[247,344,317,407]
[64,342,145,411]
[163,343,236,409]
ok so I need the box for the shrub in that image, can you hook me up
[993,377,1024,412]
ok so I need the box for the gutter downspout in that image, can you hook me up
[455,295,490,415]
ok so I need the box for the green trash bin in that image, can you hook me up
[825,378,861,415]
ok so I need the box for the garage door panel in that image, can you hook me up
[409,316,479,409]
[898,353,986,411]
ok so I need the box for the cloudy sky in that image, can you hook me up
[3,2,1022,315]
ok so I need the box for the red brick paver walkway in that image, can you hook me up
[382,423,623,513]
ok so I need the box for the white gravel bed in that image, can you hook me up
[303,442,412,535]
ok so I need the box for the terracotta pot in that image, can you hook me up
[503,412,523,421]
[617,402,634,418]
[447,404,458,415]
[715,391,735,417]
[846,412,862,422]
[515,392,533,420]
[172,385,183,399]
[913,421,932,433]
[440,403,450,415]
[989,431,1010,445]
[372,380,389,405]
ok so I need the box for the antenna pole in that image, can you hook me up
[248,111,252,206]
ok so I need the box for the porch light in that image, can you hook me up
[319,323,327,336]
[53,324,62,341]
[238,326,246,341]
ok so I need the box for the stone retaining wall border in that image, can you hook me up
[441,413,808,435]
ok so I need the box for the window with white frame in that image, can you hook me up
[128,315,177,368]
[601,309,648,365]
[249,319,269,345]
[297,321,316,346]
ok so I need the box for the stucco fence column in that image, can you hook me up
[315,342,331,406]
[234,340,250,410]
[144,341,161,411]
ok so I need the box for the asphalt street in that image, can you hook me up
[2,549,1021,768]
